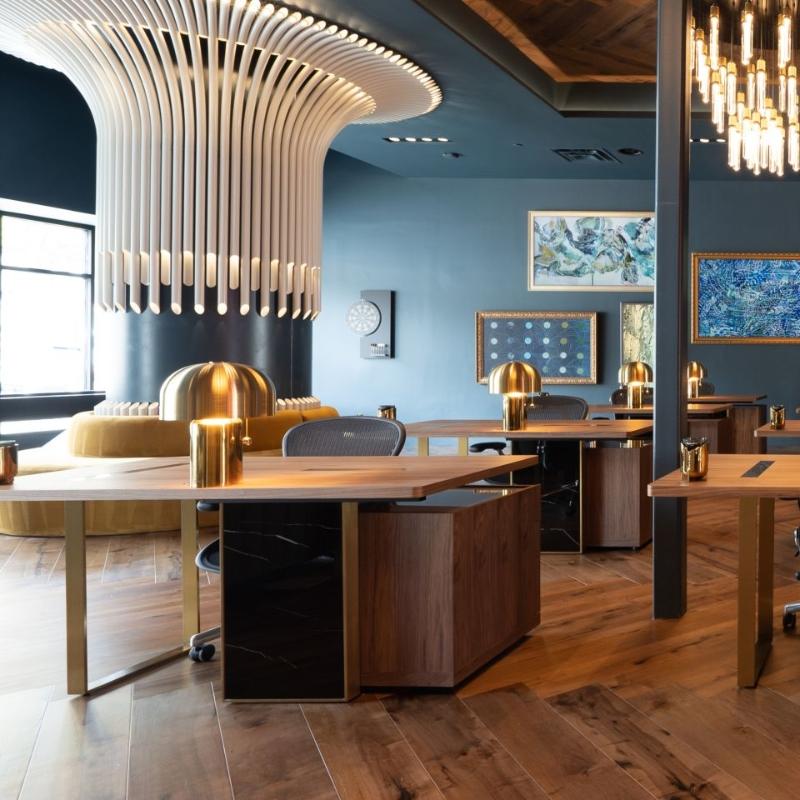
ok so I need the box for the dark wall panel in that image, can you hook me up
[0,53,95,213]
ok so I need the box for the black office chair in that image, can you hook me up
[698,379,716,396]
[188,416,406,661]
[610,386,654,405]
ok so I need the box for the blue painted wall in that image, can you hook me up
[318,153,800,420]
[317,152,654,419]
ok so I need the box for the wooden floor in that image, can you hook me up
[4,498,800,798]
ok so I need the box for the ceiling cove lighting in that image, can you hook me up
[0,1,441,317]
[692,2,800,176]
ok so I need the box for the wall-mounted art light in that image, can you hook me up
[0,1,441,317]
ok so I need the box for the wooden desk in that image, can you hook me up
[405,419,653,455]
[755,421,800,439]
[0,454,536,698]
[693,395,768,454]
[649,454,799,687]
[588,404,734,453]
[407,419,653,551]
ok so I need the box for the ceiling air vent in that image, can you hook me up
[552,148,620,164]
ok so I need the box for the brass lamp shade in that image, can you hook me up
[159,362,276,422]
[686,361,707,381]
[618,361,653,386]
[488,361,541,396]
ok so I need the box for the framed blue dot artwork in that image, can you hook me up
[692,252,800,343]
[476,311,597,385]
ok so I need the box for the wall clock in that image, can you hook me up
[346,299,381,335]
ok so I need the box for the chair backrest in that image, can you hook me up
[526,394,588,421]
[282,416,406,456]
[610,387,653,405]
[698,379,715,396]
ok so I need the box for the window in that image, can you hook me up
[0,211,93,394]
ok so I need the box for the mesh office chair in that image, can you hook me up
[188,416,406,661]
[610,387,654,406]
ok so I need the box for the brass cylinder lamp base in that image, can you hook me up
[501,395,527,432]
[189,418,244,488]
[626,383,644,409]
[687,379,700,399]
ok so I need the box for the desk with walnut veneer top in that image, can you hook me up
[405,419,653,551]
[588,404,735,453]
[693,394,768,453]
[649,454,800,688]
[0,453,537,700]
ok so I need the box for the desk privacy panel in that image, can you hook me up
[476,311,598,385]
[0,1,440,317]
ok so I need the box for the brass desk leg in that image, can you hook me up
[738,497,775,688]
[181,499,201,645]
[65,501,88,696]
[457,437,469,456]
[342,502,360,700]
[417,437,429,456]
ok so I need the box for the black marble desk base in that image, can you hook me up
[222,501,358,701]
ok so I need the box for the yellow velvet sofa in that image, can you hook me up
[0,407,339,536]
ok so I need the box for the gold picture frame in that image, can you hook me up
[692,251,800,344]
[528,210,655,291]
[476,310,597,385]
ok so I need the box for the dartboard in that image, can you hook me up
[346,299,381,335]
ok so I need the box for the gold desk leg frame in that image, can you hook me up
[417,437,429,456]
[181,500,201,645]
[342,502,360,700]
[65,501,88,696]
[738,497,775,688]
[457,436,469,456]
[63,500,202,696]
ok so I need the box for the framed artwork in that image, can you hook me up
[475,311,597,385]
[528,211,655,291]
[620,301,654,367]
[692,252,800,343]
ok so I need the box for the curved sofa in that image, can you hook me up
[0,406,339,536]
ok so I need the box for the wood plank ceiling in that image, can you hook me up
[460,0,657,83]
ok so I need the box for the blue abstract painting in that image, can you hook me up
[693,254,800,342]
[476,311,597,384]
[529,212,655,290]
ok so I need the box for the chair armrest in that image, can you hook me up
[469,441,507,454]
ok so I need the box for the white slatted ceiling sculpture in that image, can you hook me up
[0,1,441,317]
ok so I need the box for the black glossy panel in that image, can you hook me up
[222,501,345,701]
[96,286,312,401]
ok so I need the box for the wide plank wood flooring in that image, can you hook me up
[4,497,800,798]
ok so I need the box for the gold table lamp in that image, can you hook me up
[686,360,707,399]
[160,362,276,488]
[488,361,541,431]
[618,361,653,409]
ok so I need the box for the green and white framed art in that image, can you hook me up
[476,311,597,385]
[528,211,655,291]
[620,301,654,368]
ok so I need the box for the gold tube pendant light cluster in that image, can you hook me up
[0,1,442,317]
[692,1,800,175]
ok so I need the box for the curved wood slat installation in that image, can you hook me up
[0,1,441,316]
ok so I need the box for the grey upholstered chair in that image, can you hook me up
[188,415,406,662]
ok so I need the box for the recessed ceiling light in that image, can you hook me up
[617,147,643,156]
[699,138,710,143]
[383,136,453,144]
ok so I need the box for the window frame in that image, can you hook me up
[0,206,95,394]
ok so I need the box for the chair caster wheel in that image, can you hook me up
[189,644,216,662]
[783,612,797,632]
